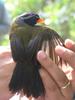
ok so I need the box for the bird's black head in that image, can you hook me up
[16,12,44,26]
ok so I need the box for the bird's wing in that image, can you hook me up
[41,29,66,66]
[27,28,66,67]
[10,34,25,62]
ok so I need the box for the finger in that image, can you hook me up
[65,39,75,52]
[39,68,64,100]
[37,51,72,99]
[0,92,13,100]
[37,51,68,88]
[71,70,75,91]
[0,49,13,68]
[55,46,75,68]
[61,81,73,100]
[0,55,13,68]
[0,51,11,59]
[0,62,16,89]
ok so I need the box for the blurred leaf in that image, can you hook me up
[2,0,75,46]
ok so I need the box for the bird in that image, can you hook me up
[9,12,65,99]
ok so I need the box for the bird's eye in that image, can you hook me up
[35,15,39,19]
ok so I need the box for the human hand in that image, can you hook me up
[0,47,15,100]
[55,39,75,90]
[37,51,73,100]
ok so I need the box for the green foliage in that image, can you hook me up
[0,34,9,46]
[5,0,43,17]
[2,0,75,45]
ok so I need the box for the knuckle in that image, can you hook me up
[63,49,75,66]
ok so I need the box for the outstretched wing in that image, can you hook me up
[40,29,65,66]
[27,28,66,67]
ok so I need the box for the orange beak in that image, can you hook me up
[37,18,44,23]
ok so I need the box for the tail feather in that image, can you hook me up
[9,60,45,98]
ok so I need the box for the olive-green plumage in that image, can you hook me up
[9,13,65,98]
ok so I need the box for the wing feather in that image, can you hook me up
[10,34,25,62]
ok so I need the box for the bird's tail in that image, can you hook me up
[9,60,45,98]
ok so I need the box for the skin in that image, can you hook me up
[0,39,75,100]
[0,48,15,100]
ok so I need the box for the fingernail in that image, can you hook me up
[55,46,65,55]
[65,39,74,48]
[37,50,47,61]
